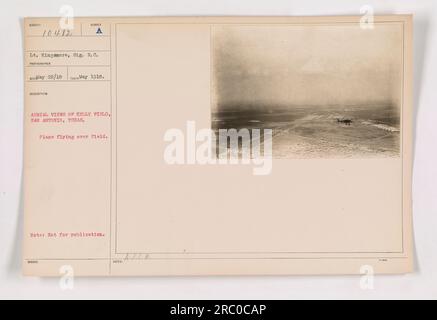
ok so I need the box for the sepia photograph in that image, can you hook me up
[212,24,403,158]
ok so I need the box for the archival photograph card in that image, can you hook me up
[23,16,413,276]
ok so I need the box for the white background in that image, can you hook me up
[0,0,436,300]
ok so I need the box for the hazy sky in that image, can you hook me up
[212,24,403,111]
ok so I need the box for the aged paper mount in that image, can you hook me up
[23,16,413,276]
